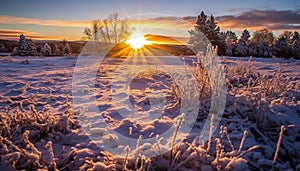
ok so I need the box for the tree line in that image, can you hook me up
[189,11,300,59]
[3,34,85,56]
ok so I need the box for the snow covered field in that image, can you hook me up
[0,54,299,170]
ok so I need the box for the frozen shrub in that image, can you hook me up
[41,43,52,56]
[62,42,72,55]
[0,100,80,170]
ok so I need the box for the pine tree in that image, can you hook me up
[17,34,28,56]
[235,29,250,56]
[291,31,300,59]
[27,38,37,56]
[16,34,37,56]
[257,42,273,57]
[274,36,291,58]
[190,11,226,55]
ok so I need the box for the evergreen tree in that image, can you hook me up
[190,11,226,55]
[291,31,300,59]
[27,38,37,56]
[235,29,250,56]
[17,34,29,56]
[16,34,37,56]
[274,36,291,58]
[257,42,273,57]
[248,42,258,57]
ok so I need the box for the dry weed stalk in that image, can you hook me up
[238,130,248,153]
[207,114,214,153]
[169,113,185,166]
[273,125,286,164]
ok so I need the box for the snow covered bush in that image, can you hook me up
[41,43,52,56]
[52,44,61,56]
[188,27,210,54]
[62,42,72,55]
[223,57,300,170]
[0,97,81,170]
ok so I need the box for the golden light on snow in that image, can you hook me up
[125,34,150,50]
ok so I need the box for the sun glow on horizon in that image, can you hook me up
[125,34,150,50]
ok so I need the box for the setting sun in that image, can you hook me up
[125,34,150,50]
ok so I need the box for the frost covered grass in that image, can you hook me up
[0,53,299,170]
[0,102,79,170]
[221,56,300,170]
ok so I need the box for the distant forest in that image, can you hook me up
[0,38,85,55]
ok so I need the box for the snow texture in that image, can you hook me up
[0,54,299,170]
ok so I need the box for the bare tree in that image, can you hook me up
[111,13,118,44]
[82,13,130,44]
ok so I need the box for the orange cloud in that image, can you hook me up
[0,29,35,39]
[0,29,61,40]
[1,9,299,41]
[0,15,193,40]
[0,15,90,27]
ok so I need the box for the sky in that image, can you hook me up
[0,0,299,40]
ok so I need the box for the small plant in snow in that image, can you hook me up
[41,43,52,56]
